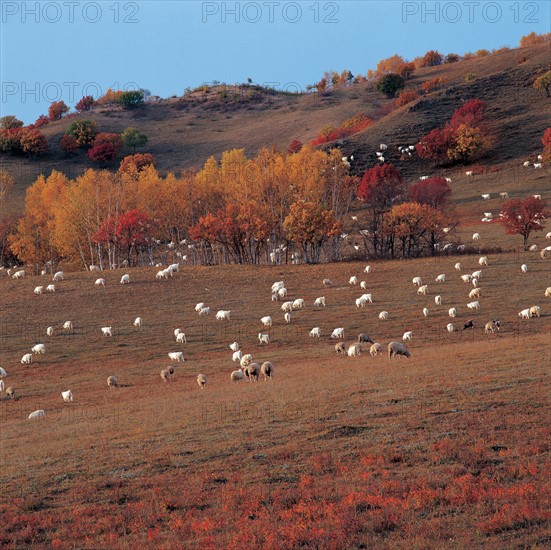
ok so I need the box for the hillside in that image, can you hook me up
[1,43,549,218]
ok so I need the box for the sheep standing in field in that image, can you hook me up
[467,301,480,310]
[284,312,291,323]
[349,276,358,285]
[545,287,551,298]
[402,331,413,341]
[388,342,411,360]
[417,285,429,296]
[347,343,363,357]
[271,292,279,302]
[230,370,244,383]
[31,344,45,354]
[521,264,528,273]
[195,302,205,312]
[120,274,130,284]
[12,270,25,279]
[335,342,346,355]
[518,309,530,320]
[331,327,345,339]
[360,293,373,303]
[310,327,321,338]
[261,316,273,327]
[356,297,368,308]
[46,326,54,337]
[232,350,243,363]
[52,271,64,282]
[0,380,4,392]
[447,323,455,333]
[454,262,461,271]
[230,342,239,352]
[198,307,211,316]
[500,192,509,199]
[63,321,73,331]
[258,333,270,345]
[176,332,187,343]
[240,354,253,368]
[292,299,305,310]
[379,311,389,320]
[370,343,383,356]
[46,284,55,292]
[322,278,333,286]
[435,295,442,306]
[244,363,260,383]
[215,310,231,321]
[423,308,429,317]
[484,320,499,334]
[469,288,481,300]
[479,256,488,266]
[281,301,294,313]
[261,361,274,381]
[364,265,372,273]
[271,281,285,293]
[358,333,374,344]
[28,410,45,420]
[61,390,73,402]
[313,296,326,307]
[472,233,480,241]
[95,278,105,286]
[101,326,113,337]
[168,351,185,362]
[21,353,33,365]
[529,306,541,318]
[196,374,208,389]
[0,367,8,377]
[448,308,457,318]
[529,244,538,252]
[5,386,16,399]
[435,274,446,283]
[160,369,172,383]
[278,287,288,299]
[412,276,423,287]
[34,286,43,295]
[463,320,474,330]
[107,376,118,389]
[134,317,143,328]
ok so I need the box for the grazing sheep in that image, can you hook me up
[198,307,211,316]
[258,333,270,345]
[232,350,243,363]
[461,274,472,283]
[479,256,488,266]
[412,276,423,286]
[500,192,509,199]
[388,342,411,360]
[52,271,64,282]
[261,316,273,327]
[534,163,542,169]
[364,265,372,273]
[31,344,45,354]
[435,274,446,283]
[469,288,481,299]
[21,353,33,365]
[231,370,244,383]
[370,343,383,356]
[322,278,333,286]
[358,333,374,344]
[347,343,363,357]
[447,323,455,333]
[435,295,442,306]
[484,320,500,334]
[0,367,8,377]
[356,297,368,308]
[95,278,105,286]
[518,309,531,320]
[156,269,169,280]
[46,284,55,292]
[448,308,457,318]
[313,296,326,307]
[34,286,44,295]
[5,386,16,399]
[28,410,45,420]
[284,312,291,323]
[463,320,474,330]
[349,276,358,285]
[521,264,528,273]
[107,376,118,389]
[46,326,54,337]
[467,301,480,310]
[310,327,321,338]
[278,287,288,298]
[261,361,274,381]
[529,244,538,252]
[331,327,345,339]
[481,194,490,200]
[523,161,531,167]
[230,341,239,352]
[271,281,285,293]
[402,331,413,341]
[423,308,429,317]
[360,281,368,289]
[335,342,346,354]
[160,369,172,383]
[292,298,305,309]
[417,285,429,296]
[244,363,260,383]
[379,311,389,320]
[61,390,73,402]
[541,249,549,259]
[120,274,130,284]
[89,265,100,271]
[101,326,113,337]
[240,354,253,367]
[360,293,373,303]
[529,306,541,318]
[195,302,205,312]
[545,287,551,298]
[134,317,142,328]
[472,233,480,241]
[176,332,187,343]
[168,351,185,362]
[196,374,208,389]
[271,292,280,302]
[471,278,479,287]
[281,301,294,313]
[215,310,231,321]
[12,270,25,279]
[454,262,461,271]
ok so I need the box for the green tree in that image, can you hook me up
[376,73,405,98]
[534,71,551,97]
[66,119,98,146]
[118,90,144,110]
[121,127,148,151]
[0,116,23,129]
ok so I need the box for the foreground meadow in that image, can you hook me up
[0,253,549,548]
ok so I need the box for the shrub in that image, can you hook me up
[287,139,303,154]
[75,95,95,112]
[0,116,23,130]
[60,134,79,155]
[420,50,443,67]
[118,90,145,109]
[121,127,148,151]
[534,71,551,97]
[48,101,69,121]
[87,142,117,163]
[445,53,461,63]
[66,119,98,146]
[19,128,48,157]
[465,73,476,82]
[421,78,446,93]
[395,90,420,107]
[519,32,551,47]
[376,73,405,98]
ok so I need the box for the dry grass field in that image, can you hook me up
[1,250,550,548]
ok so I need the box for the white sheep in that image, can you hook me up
[379,311,389,320]
[156,269,169,280]
[95,278,106,286]
[356,297,368,308]
[292,298,305,309]
[546,232,551,240]
[28,410,45,420]
[46,326,54,337]
[479,256,488,266]
[360,293,373,303]
[360,281,368,289]
[523,161,531,167]
[271,281,285,293]
[176,332,187,343]
[534,163,542,169]
[244,363,260,383]
[466,171,474,177]
[31,344,45,354]
[500,192,509,199]
[260,361,274,381]
[195,302,205,312]
[521,264,528,273]
[160,368,172,383]
[423,308,429,317]
[198,306,211,316]
[454,262,461,271]
[447,323,455,332]
[284,312,291,323]
[21,353,33,365]
[46,284,55,293]
[232,350,243,363]
[412,276,423,286]
[271,292,279,302]
[133,317,142,329]
[216,310,231,321]
[349,276,358,285]
[529,305,541,318]
[472,233,480,241]
[545,287,551,298]
[471,278,479,288]
[467,301,480,310]
[0,367,8,377]
[518,309,530,319]
[258,333,270,345]
[168,351,185,362]
[364,265,372,273]
[61,390,73,402]
[388,342,411,360]
[370,343,383,356]
[347,343,363,357]
[240,354,253,367]
[323,278,333,286]
[230,370,244,383]
[402,331,413,341]
[12,270,25,279]
[309,327,321,338]
[380,144,387,151]
[52,271,64,282]
[435,274,446,283]
[331,327,345,339]
[278,287,288,298]
[229,341,239,352]
[335,342,346,354]
[34,286,44,295]
[529,244,538,252]
[472,270,482,279]
[417,285,429,296]
[435,295,442,305]
[481,194,490,200]
[196,374,208,389]
[120,274,130,284]
[461,274,472,283]
[89,265,100,271]
[101,326,113,337]
[313,296,326,307]
[0,380,4,392]
[281,301,294,313]
[484,321,499,334]
[449,308,457,317]
[261,316,273,327]
[469,288,481,299]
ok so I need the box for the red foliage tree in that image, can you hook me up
[75,95,95,112]
[358,164,404,210]
[119,153,156,175]
[60,134,80,155]
[34,114,50,128]
[0,128,23,154]
[48,101,69,121]
[93,132,124,152]
[87,142,117,163]
[420,50,443,67]
[395,90,420,107]
[409,177,452,209]
[542,127,551,162]
[449,99,486,129]
[498,196,549,249]
[287,139,303,154]
[19,128,48,157]
[417,128,454,162]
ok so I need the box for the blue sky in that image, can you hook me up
[1,0,550,123]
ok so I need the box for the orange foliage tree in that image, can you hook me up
[498,197,549,250]
[48,101,69,121]
[395,90,419,107]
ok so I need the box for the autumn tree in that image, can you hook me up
[48,100,69,121]
[119,153,156,175]
[287,139,303,154]
[34,115,50,128]
[534,71,551,97]
[445,53,461,63]
[0,116,23,129]
[283,201,341,264]
[0,128,23,154]
[498,196,548,250]
[0,170,14,203]
[60,134,80,155]
[409,177,451,209]
[75,95,95,112]
[121,127,148,151]
[541,127,551,162]
[395,90,419,107]
[19,128,48,157]
[397,62,416,80]
[447,123,490,163]
[0,215,20,266]
[118,90,144,109]
[420,50,443,67]
[519,32,551,47]
[66,119,97,146]
[376,74,405,98]
[87,142,118,163]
